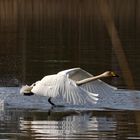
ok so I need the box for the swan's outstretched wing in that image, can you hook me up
[31,74,98,105]
[58,76,98,105]
[80,79,117,96]
[59,67,117,95]
[58,67,92,81]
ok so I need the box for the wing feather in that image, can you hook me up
[32,73,98,105]
[58,76,98,105]
[62,68,117,96]
[59,67,92,81]
[80,80,117,95]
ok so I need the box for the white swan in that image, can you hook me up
[20,68,118,107]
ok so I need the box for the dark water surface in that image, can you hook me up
[0,109,140,140]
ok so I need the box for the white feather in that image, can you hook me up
[31,68,100,105]
[61,67,117,95]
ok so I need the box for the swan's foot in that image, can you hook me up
[48,97,65,108]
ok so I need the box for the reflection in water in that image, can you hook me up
[20,114,91,137]
[0,109,140,140]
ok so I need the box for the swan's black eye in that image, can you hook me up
[33,83,36,86]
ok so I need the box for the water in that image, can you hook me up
[0,108,140,140]
[0,87,140,140]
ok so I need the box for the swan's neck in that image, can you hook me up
[76,73,107,86]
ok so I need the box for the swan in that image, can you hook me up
[20,68,118,107]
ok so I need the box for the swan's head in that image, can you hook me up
[101,71,119,78]
[20,85,34,96]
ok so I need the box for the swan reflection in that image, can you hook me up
[0,109,138,140]
[19,111,116,139]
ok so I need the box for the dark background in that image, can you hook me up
[0,0,139,89]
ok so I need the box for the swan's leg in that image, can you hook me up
[48,97,56,107]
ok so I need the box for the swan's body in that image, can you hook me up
[20,68,118,106]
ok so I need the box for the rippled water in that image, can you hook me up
[0,88,140,140]
[0,85,140,140]
[0,109,140,140]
